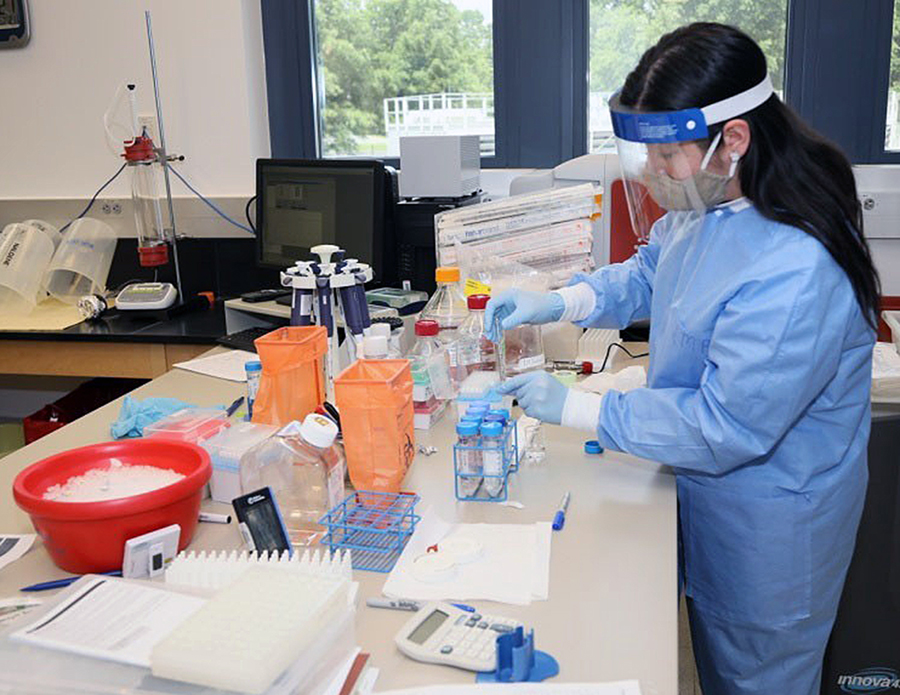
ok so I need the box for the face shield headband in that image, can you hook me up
[608,74,775,145]
[608,75,775,234]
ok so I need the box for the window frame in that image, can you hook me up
[261,0,900,168]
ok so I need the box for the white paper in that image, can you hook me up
[382,511,552,605]
[0,534,35,572]
[0,597,42,627]
[174,349,258,382]
[375,681,642,695]
[11,576,206,667]
[319,648,362,695]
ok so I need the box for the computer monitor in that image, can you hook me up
[255,159,390,277]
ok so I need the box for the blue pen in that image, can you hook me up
[20,570,122,592]
[451,603,476,613]
[366,597,476,613]
[552,492,571,531]
[225,396,245,417]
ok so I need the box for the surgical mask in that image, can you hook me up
[644,132,741,211]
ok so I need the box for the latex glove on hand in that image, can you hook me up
[496,371,569,425]
[483,289,565,342]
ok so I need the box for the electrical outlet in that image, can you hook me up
[100,201,124,215]
[138,114,159,143]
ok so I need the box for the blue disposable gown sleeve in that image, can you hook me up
[565,219,668,329]
[595,248,869,475]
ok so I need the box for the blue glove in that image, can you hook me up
[496,371,569,425]
[110,396,195,439]
[483,290,565,342]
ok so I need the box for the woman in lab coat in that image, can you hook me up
[485,22,880,695]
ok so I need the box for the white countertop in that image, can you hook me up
[0,354,678,695]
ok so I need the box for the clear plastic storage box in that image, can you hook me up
[201,422,278,504]
[143,408,231,445]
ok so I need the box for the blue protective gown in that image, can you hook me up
[569,199,873,695]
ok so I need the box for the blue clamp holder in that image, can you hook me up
[475,627,559,683]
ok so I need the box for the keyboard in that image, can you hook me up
[216,326,275,353]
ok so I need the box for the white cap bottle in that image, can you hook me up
[299,413,339,449]
[362,334,389,359]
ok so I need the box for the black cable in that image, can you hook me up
[59,163,128,234]
[597,342,650,373]
[245,195,257,234]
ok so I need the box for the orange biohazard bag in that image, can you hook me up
[334,359,415,493]
[251,326,327,427]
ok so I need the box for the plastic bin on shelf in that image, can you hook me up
[334,359,415,493]
[0,222,57,314]
[22,378,142,445]
[44,218,116,303]
[251,326,328,427]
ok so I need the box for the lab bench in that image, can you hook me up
[0,303,227,379]
[0,349,679,694]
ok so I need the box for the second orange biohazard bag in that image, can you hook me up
[334,359,415,493]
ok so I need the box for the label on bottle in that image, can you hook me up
[328,459,346,512]
[464,279,492,296]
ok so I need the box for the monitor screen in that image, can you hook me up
[256,160,384,271]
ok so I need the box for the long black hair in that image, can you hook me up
[619,22,881,329]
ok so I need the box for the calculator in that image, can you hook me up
[394,601,522,672]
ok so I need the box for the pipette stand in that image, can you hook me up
[475,627,559,684]
[280,244,374,401]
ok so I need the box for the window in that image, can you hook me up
[313,0,494,158]
[886,0,900,151]
[587,0,789,153]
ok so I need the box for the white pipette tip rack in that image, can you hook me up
[165,548,353,592]
[152,564,354,694]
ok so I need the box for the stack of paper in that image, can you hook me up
[174,349,257,382]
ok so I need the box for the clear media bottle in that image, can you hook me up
[408,320,452,403]
[502,325,546,377]
[240,413,345,546]
[455,421,483,497]
[457,293,498,377]
[480,421,505,498]
[420,267,469,387]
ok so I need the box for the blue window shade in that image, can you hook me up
[261,0,319,158]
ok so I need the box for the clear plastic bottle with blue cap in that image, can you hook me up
[245,360,262,419]
[455,421,482,497]
[481,420,505,498]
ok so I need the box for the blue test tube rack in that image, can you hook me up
[453,418,518,502]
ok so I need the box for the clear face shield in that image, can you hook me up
[609,75,774,243]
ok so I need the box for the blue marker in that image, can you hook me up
[552,492,571,531]
[21,570,122,592]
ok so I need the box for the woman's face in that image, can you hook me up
[645,140,718,180]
